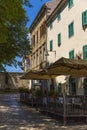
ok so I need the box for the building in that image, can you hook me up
[22,55,30,72]
[26,0,61,90]
[46,0,87,95]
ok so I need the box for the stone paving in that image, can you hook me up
[0,94,87,130]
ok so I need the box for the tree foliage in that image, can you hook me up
[0,0,31,71]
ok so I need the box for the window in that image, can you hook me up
[82,10,87,26]
[69,76,76,95]
[58,83,62,94]
[58,33,61,46]
[50,21,53,30]
[68,0,73,8]
[50,40,53,51]
[57,12,61,21]
[69,50,74,59]
[83,45,87,60]
[36,31,38,43]
[68,22,74,38]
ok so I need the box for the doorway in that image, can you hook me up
[84,78,87,95]
[69,76,76,95]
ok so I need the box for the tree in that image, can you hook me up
[0,0,32,71]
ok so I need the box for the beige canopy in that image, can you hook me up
[21,57,87,80]
[20,69,56,80]
[44,57,87,78]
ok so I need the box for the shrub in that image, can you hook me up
[48,90,55,97]
[35,89,43,97]
[18,87,29,93]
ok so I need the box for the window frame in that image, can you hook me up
[83,45,87,60]
[68,22,74,38]
[50,40,53,51]
[69,50,74,59]
[68,0,73,8]
[57,12,61,21]
[58,33,61,46]
[82,10,87,26]
[49,20,53,30]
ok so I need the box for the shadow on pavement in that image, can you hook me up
[0,94,87,130]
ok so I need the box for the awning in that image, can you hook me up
[20,57,87,80]
[45,57,87,78]
[20,70,56,80]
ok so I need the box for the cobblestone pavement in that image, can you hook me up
[0,94,87,130]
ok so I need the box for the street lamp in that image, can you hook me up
[44,50,56,97]
[45,50,56,57]
[45,50,56,68]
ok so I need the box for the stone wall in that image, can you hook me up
[0,72,29,90]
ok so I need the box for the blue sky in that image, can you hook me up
[26,0,51,28]
[6,0,51,72]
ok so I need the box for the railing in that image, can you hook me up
[66,96,87,115]
[20,92,87,124]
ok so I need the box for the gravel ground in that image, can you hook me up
[0,94,87,130]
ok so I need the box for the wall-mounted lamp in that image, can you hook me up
[45,50,56,57]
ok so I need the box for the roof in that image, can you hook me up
[46,0,67,25]
[46,57,87,78]
[20,57,87,80]
[20,70,56,80]
[46,0,62,16]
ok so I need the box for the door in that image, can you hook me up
[69,76,76,95]
[84,78,87,95]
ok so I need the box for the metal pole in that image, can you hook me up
[63,91,67,125]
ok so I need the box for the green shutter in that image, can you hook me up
[69,50,74,59]
[50,21,53,29]
[50,40,53,51]
[68,22,74,38]
[58,33,61,46]
[82,10,87,26]
[69,77,76,95]
[68,0,73,8]
[57,12,61,21]
[83,45,87,60]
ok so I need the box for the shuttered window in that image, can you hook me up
[58,33,61,46]
[83,45,87,60]
[68,0,73,8]
[82,10,87,26]
[57,12,61,21]
[50,40,53,51]
[50,21,53,30]
[69,50,74,59]
[68,22,74,38]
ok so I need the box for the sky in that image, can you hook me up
[26,0,51,28]
[6,0,51,72]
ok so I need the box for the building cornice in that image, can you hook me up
[29,0,62,33]
[29,4,47,33]
[46,0,67,26]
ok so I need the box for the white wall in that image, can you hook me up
[47,0,87,93]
